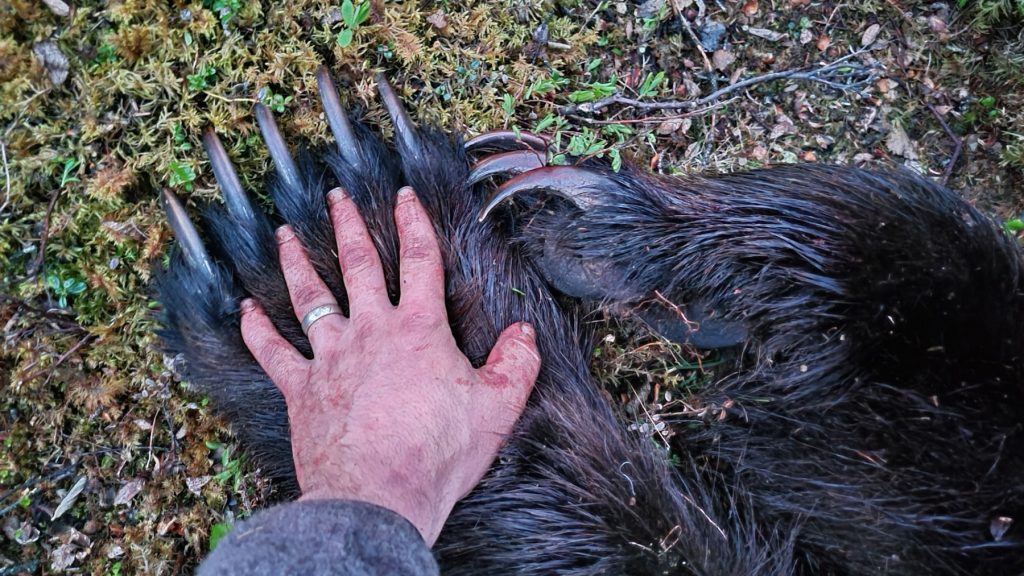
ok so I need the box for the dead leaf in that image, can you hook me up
[53,476,87,520]
[885,123,919,160]
[769,114,796,139]
[712,50,735,71]
[427,10,447,31]
[861,23,881,48]
[744,26,786,42]
[816,34,831,51]
[113,478,144,506]
[799,27,813,45]
[741,0,758,16]
[32,41,70,86]
[657,118,684,135]
[186,475,212,496]
[42,0,70,17]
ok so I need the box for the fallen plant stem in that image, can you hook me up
[557,50,880,117]
[26,188,63,279]
[926,102,962,186]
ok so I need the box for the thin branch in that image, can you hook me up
[0,140,10,216]
[26,188,63,279]
[557,49,880,117]
[925,102,962,186]
[566,98,738,126]
[18,333,96,385]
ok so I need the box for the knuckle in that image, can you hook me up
[341,247,377,273]
[291,283,326,307]
[403,311,444,332]
[401,241,436,262]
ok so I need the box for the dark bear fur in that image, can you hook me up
[154,74,1024,575]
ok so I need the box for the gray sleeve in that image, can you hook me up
[197,499,439,576]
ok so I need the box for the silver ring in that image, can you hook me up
[301,304,344,335]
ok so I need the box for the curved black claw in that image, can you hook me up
[202,128,258,223]
[316,66,363,170]
[478,166,607,222]
[468,150,547,186]
[464,130,549,154]
[376,75,423,162]
[161,189,215,280]
[254,103,303,195]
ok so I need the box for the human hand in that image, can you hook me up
[238,186,541,546]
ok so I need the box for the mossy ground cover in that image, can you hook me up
[1,0,1021,573]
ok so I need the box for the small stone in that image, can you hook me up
[699,21,727,51]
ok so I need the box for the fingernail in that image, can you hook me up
[397,186,416,200]
[276,224,295,243]
[328,187,347,204]
[520,323,534,337]
[240,298,257,313]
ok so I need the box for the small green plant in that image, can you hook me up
[206,441,244,491]
[568,77,618,104]
[500,93,515,119]
[90,43,117,68]
[259,89,293,113]
[209,522,232,550]
[636,71,665,99]
[525,70,569,98]
[1004,217,1024,234]
[187,66,217,91]
[205,0,242,27]
[173,124,192,151]
[336,0,370,48]
[167,160,197,192]
[57,157,80,187]
[107,560,122,576]
[46,273,87,308]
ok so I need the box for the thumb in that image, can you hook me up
[477,322,541,427]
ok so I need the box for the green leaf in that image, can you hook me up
[568,89,596,103]
[609,148,622,172]
[336,28,354,48]
[637,71,665,98]
[1004,218,1024,233]
[209,522,232,551]
[341,0,355,27]
[168,160,197,192]
[534,114,556,132]
[501,93,515,117]
[354,1,371,25]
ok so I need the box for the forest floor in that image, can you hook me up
[1,0,1022,573]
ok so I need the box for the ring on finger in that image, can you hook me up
[301,303,344,335]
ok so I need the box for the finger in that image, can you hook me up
[394,187,445,316]
[476,322,541,432]
[327,187,390,315]
[239,298,308,399]
[276,224,345,348]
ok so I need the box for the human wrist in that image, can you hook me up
[298,480,450,545]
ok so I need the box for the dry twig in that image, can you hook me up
[557,49,880,117]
